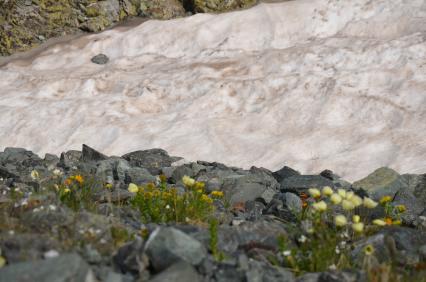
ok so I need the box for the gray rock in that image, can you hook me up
[0,253,96,282]
[113,237,146,275]
[279,175,334,193]
[91,54,110,65]
[82,144,108,162]
[413,174,426,206]
[392,190,424,225]
[221,169,279,205]
[272,165,300,183]
[59,150,82,170]
[149,261,201,282]
[246,260,295,282]
[284,192,302,214]
[144,227,207,272]
[351,227,426,266]
[352,167,402,199]
[122,149,181,175]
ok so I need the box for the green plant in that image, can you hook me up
[130,175,224,224]
[209,218,225,261]
[57,174,98,211]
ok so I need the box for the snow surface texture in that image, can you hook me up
[1,0,425,181]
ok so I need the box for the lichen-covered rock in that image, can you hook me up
[193,0,257,13]
[139,0,186,20]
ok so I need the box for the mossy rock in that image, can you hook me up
[193,0,257,13]
[139,0,186,20]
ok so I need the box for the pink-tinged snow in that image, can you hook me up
[0,0,425,181]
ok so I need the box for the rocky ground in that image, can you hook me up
[0,0,261,56]
[0,145,425,281]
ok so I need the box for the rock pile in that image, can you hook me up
[0,145,425,281]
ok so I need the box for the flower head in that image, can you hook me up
[330,193,342,204]
[63,188,71,194]
[211,190,224,198]
[353,215,360,223]
[352,222,364,233]
[364,244,375,256]
[182,175,196,187]
[30,170,40,180]
[342,199,355,211]
[312,200,327,212]
[350,195,363,207]
[74,175,84,185]
[345,191,354,200]
[372,219,387,226]
[201,194,213,204]
[128,183,139,193]
[395,205,406,213]
[53,169,63,177]
[337,189,346,198]
[334,215,348,227]
[308,188,321,198]
[379,195,392,205]
[392,220,401,225]
[105,183,113,189]
[363,197,378,209]
[322,186,333,196]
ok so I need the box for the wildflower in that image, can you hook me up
[52,169,62,176]
[393,220,401,225]
[30,170,40,180]
[330,193,342,204]
[352,222,364,233]
[74,175,84,184]
[105,183,113,189]
[364,244,375,256]
[196,189,203,193]
[63,188,71,194]
[201,194,213,204]
[64,178,72,186]
[385,217,393,225]
[53,184,59,191]
[379,195,392,205]
[350,195,363,207]
[322,186,334,196]
[372,219,387,226]
[345,191,354,200]
[159,174,167,183]
[353,215,360,223]
[194,181,205,190]
[342,199,355,211]
[308,188,321,198]
[334,215,348,227]
[211,191,224,198]
[282,250,291,256]
[395,205,406,213]
[182,175,195,187]
[335,246,340,254]
[298,235,307,243]
[312,200,327,212]
[363,197,378,209]
[165,205,170,209]
[337,189,346,198]
[128,183,139,193]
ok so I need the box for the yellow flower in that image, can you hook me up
[337,189,346,198]
[363,197,378,209]
[395,205,406,213]
[211,191,224,198]
[30,170,40,180]
[364,244,375,256]
[353,215,360,223]
[345,191,354,200]
[194,181,205,190]
[330,193,342,205]
[308,188,321,198]
[63,188,71,194]
[372,219,387,226]
[74,175,84,184]
[334,215,347,227]
[342,199,355,211]
[385,217,393,225]
[201,194,213,204]
[128,183,139,193]
[182,175,196,187]
[322,186,334,196]
[379,196,392,205]
[196,189,203,193]
[312,200,327,212]
[64,178,72,186]
[105,183,113,189]
[352,222,364,233]
[392,220,402,225]
[350,195,363,207]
